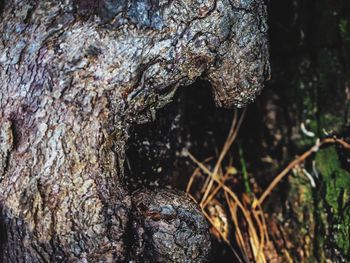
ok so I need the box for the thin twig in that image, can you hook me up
[255,137,350,208]
[201,109,246,206]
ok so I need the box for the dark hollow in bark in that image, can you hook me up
[0,0,269,262]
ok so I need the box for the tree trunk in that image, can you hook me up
[265,0,350,261]
[0,0,269,262]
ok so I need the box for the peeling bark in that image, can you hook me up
[0,0,269,262]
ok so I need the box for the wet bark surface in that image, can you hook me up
[0,0,269,262]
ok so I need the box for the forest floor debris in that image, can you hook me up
[185,109,350,263]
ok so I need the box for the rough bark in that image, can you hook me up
[131,189,211,262]
[0,0,269,262]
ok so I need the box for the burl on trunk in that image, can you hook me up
[0,0,269,262]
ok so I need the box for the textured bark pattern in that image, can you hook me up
[131,189,211,262]
[0,0,269,262]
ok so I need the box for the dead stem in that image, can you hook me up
[185,106,350,262]
[186,109,270,263]
[255,137,350,208]
[200,109,245,207]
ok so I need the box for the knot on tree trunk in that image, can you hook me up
[131,189,211,262]
[0,0,269,261]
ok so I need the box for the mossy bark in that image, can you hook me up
[265,0,350,261]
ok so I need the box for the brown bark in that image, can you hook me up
[0,0,269,262]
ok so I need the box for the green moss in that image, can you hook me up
[269,0,349,260]
[315,146,350,257]
[287,172,317,261]
[286,146,350,260]
[339,19,350,43]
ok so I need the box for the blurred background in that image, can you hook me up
[125,0,350,262]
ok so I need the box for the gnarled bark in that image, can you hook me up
[0,0,269,262]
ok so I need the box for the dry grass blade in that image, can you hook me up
[186,167,201,193]
[200,109,246,207]
[201,205,246,263]
[186,109,272,263]
[255,137,350,208]
[225,191,249,261]
[186,157,213,193]
[185,104,350,262]
[251,207,266,263]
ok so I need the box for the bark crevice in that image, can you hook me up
[0,0,269,261]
